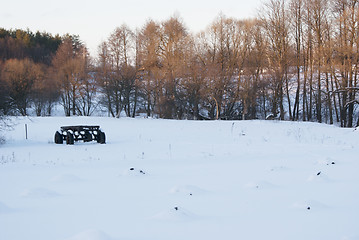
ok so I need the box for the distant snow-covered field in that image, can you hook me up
[0,117,358,240]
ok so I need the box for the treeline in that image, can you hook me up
[1,0,359,127]
[0,28,62,64]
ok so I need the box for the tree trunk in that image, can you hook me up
[325,72,333,124]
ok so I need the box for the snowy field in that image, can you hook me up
[0,117,359,240]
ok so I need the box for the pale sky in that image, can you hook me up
[2,0,262,55]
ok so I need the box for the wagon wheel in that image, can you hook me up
[54,131,63,144]
[97,130,106,144]
[84,131,92,142]
[96,130,102,143]
[66,132,74,145]
[100,131,106,144]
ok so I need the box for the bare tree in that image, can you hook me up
[289,0,305,121]
[332,0,359,127]
[260,0,291,120]
[157,15,188,119]
[2,58,43,115]
[31,66,59,116]
[136,20,163,117]
[77,48,96,116]
[99,24,136,118]
[245,20,270,119]
[52,36,87,116]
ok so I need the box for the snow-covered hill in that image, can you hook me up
[0,117,358,240]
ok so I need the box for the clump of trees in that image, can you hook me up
[1,0,359,127]
[0,29,79,116]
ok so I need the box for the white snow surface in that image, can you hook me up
[0,116,358,240]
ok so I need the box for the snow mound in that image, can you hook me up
[292,200,329,210]
[244,180,278,189]
[307,171,333,182]
[315,157,337,166]
[169,185,209,196]
[341,235,359,240]
[151,206,198,222]
[120,167,147,177]
[64,229,113,240]
[0,201,12,213]
[269,166,290,172]
[51,174,83,183]
[21,188,61,198]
